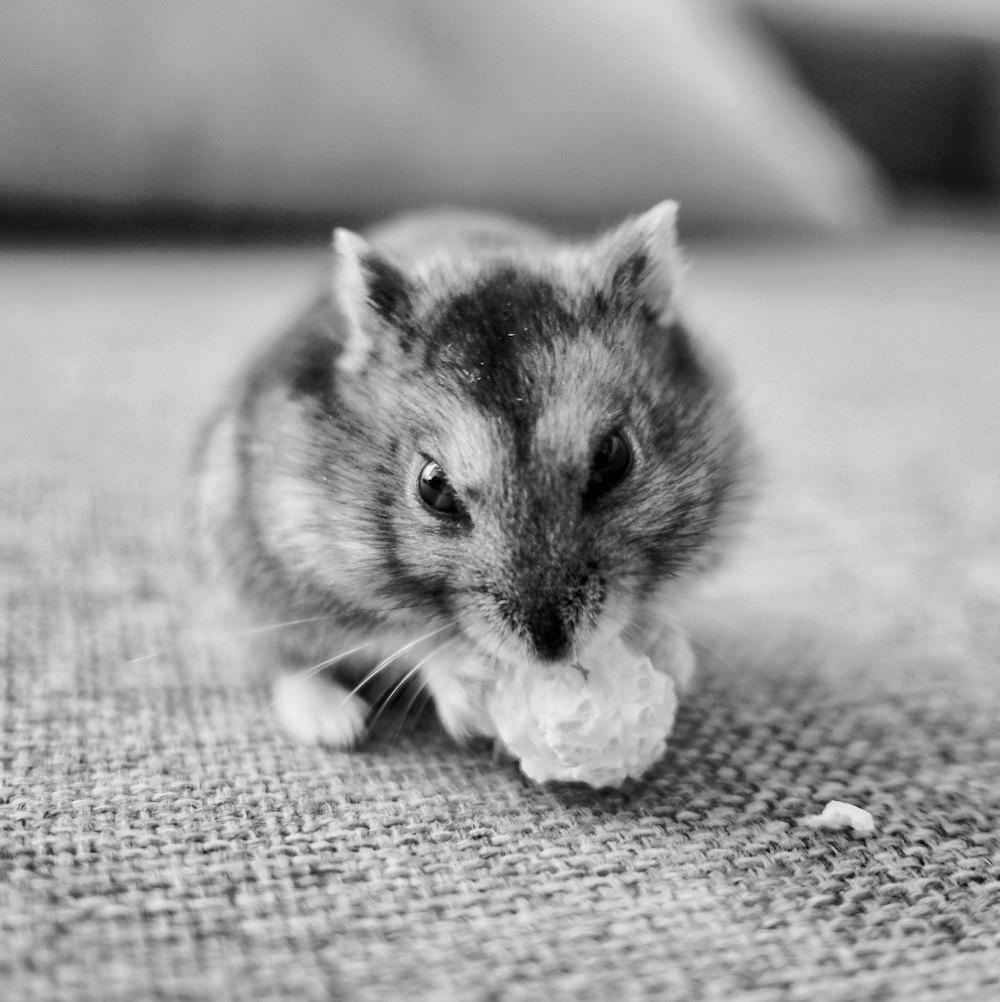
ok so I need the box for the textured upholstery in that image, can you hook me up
[2,223,998,1000]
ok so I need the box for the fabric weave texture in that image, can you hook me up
[2,226,998,1000]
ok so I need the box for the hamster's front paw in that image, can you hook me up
[641,624,697,692]
[272,673,369,748]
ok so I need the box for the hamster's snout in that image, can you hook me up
[520,599,575,662]
[496,569,606,664]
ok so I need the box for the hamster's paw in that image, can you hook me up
[272,673,369,747]
[643,625,697,692]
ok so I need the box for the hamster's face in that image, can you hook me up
[350,260,748,674]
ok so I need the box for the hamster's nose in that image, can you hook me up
[501,562,603,663]
[522,601,574,663]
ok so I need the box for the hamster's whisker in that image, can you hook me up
[217,603,452,650]
[671,618,747,681]
[331,621,458,712]
[620,622,645,651]
[296,641,377,684]
[364,667,422,736]
[237,615,336,637]
[382,680,433,749]
[126,616,341,668]
[459,620,512,666]
[376,627,496,747]
[127,652,161,665]
[625,607,677,638]
[250,641,377,723]
[685,630,744,679]
[625,606,746,680]
[365,646,445,739]
[380,633,478,745]
[390,684,434,747]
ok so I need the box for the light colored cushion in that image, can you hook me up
[0,0,884,231]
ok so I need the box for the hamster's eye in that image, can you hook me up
[418,460,466,518]
[585,431,632,501]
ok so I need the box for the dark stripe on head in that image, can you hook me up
[427,265,575,421]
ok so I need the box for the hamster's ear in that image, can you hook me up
[598,200,684,325]
[330,228,413,373]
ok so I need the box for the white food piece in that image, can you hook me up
[486,631,689,789]
[799,800,876,836]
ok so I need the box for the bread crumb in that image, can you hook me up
[799,800,876,836]
[486,631,689,789]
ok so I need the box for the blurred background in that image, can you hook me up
[2,0,999,243]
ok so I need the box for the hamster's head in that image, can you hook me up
[283,203,752,731]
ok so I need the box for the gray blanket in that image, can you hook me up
[2,222,998,1000]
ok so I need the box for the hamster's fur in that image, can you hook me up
[192,203,753,747]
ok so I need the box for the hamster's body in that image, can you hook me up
[193,204,752,747]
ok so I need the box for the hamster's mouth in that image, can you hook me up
[460,597,635,684]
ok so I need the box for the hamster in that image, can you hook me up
[192,202,752,748]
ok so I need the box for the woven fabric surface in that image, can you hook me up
[1,224,999,1001]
